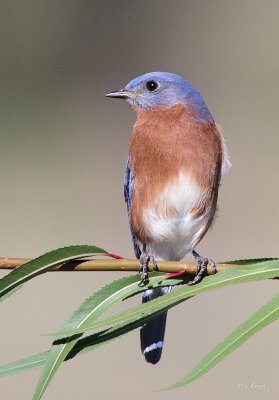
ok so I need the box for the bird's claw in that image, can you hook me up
[139,250,149,285]
[139,247,158,285]
[150,255,158,271]
[187,250,216,286]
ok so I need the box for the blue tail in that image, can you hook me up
[140,286,172,364]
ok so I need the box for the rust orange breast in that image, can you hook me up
[128,104,223,243]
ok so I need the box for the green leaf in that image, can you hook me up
[0,285,24,302]
[0,316,161,377]
[0,257,278,396]
[53,259,279,338]
[223,257,278,265]
[0,307,169,378]
[32,274,140,400]
[2,287,278,394]
[161,291,279,390]
[0,352,48,376]
[0,245,107,301]
[32,272,184,400]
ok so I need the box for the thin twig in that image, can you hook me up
[0,257,234,274]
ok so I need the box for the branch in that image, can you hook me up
[0,257,233,274]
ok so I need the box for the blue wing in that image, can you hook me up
[124,158,141,259]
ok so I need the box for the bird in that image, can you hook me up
[106,71,231,364]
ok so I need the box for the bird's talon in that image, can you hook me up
[139,249,150,284]
[139,248,158,284]
[139,274,148,286]
[188,251,216,286]
[208,259,217,274]
[150,256,158,271]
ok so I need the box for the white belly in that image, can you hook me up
[143,172,211,261]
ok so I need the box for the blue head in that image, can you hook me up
[106,72,213,123]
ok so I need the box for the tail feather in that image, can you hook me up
[140,286,172,364]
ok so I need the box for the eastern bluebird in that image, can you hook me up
[106,72,231,364]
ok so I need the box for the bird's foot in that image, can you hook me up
[139,246,158,285]
[187,250,217,286]
[139,250,149,284]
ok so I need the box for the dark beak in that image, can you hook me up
[106,89,129,99]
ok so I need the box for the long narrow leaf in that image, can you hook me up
[2,289,278,394]
[0,245,107,300]
[0,317,163,377]
[0,285,24,302]
[161,291,279,390]
[0,352,48,376]
[0,291,186,378]
[32,272,184,400]
[0,259,278,390]
[53,259,279,338]
[223,257,278,265]
[0,309,171,377]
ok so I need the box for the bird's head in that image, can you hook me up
[106,71,213,122]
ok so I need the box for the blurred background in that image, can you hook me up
[1,1,278,399]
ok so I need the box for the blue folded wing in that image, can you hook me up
[124,158,141,259]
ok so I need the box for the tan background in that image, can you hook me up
[1,1,278,399]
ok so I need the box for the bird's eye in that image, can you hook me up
[145,80,159,92]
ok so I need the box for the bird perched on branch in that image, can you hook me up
[106,71,231,364]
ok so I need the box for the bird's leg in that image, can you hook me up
[139,244,149,284]
[188,250,217,286]
[150,256,158,271]
[139,244,158,285]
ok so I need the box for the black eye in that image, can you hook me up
[145,80,159,92]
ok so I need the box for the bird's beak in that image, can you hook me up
[106,88,130,99]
